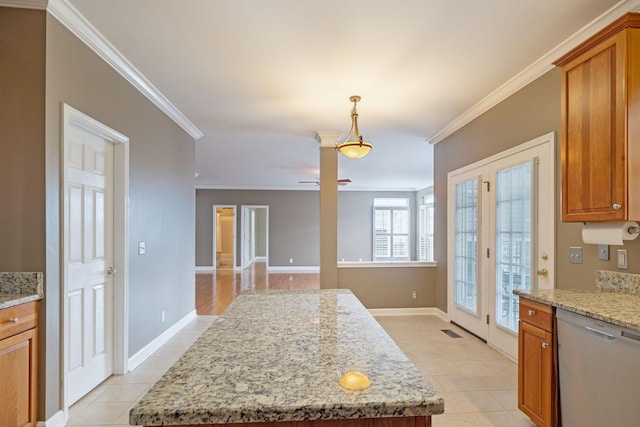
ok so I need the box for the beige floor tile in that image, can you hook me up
[67,401,131,425]
[93,383,151,402]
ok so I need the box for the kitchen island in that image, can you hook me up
[129,289,443,426]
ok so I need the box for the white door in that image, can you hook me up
[447,167,490,340]
[65,122,114,405]
[241,207,252,268]
[488,140,554,358]
[448,133,555,360]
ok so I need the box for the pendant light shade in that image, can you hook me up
[336,96,372,159]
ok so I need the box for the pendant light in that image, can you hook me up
[336,95,372,159]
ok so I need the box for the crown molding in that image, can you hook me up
[0,0,47,9]
[427,0,640,145]
[46,0,203,140]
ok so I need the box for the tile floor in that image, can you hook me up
[66,314,535,427]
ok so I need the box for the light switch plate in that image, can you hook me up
[569,246,583,264]
[598,244,610,261]
[138,241,146,255]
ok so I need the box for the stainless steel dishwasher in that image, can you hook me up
[556,308,640,427]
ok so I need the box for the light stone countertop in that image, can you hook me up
[514,288,640,332]
[0,272,44,309]
[129,289,444,425]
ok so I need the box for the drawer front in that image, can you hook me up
[520,299,553,332]
[0,301,38,341]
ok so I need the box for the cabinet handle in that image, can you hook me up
[528,310,536,316]
[613,203,622,210]
[536,268,548,277]
[542,342,549,349]
[9,317,19,324]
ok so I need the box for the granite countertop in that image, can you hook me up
[129,289,444,426]
[515,270,640,332]
[0,272,44,309]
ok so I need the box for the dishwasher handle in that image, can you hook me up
[585,326,616,341]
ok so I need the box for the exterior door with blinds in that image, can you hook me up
[448,133,555,359]
[447,167,490,339]
[488,139,555,359]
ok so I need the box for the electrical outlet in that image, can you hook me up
[161,310,165,323]
[138,241,146,255]
[289,258,293,264]
[617,249,628,269]
[411,290,417,300]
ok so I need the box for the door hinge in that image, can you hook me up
[486,248,490,258]
[483,180,490,191]
[486,314,490,325]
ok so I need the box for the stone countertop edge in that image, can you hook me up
[0,272,44,309]
[514,288,640,332]
[129,289,444,426]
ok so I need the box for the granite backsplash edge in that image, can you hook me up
[596,270,640,295]
[0,272,44,296]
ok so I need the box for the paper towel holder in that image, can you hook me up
[629,226,640,235]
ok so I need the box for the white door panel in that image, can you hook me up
[448,133,555,360]
[65,121,114,406]
[448,169,489,340]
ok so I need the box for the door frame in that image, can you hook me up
[212,205,237,270]
[240,205,269,269]
[61,104,130,416]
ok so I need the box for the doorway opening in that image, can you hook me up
[213,205,237,269]
[241,205,269,269]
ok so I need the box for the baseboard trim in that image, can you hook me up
[369,307,449,321]
[37,410,65,427]
[128,310,197,371]
[266,266,320,272]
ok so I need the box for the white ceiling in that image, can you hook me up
[62,0,634,191]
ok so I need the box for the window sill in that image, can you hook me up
[337,261,437,268]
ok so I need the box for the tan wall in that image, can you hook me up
[338,266,436,308]
[14,13,197,421]
[434,67,640,313]
[0,8,46,272]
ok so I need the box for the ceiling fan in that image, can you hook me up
[298,178,352,186]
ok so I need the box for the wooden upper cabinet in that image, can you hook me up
[555,13,640,222]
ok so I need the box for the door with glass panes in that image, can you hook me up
[447,133,555,360]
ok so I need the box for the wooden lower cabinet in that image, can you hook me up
[0,301,38,427]
[518,299,556,427]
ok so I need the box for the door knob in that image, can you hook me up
[537,268,548,277]
[106,266,117,275]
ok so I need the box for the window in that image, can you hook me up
[418,195,434,261]
[373,198,410,261]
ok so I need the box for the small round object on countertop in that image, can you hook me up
[339,370,371,391]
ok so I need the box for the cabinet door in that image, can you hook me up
[518,320,553,427]
[561,31,626,222]
[0,328,38,427]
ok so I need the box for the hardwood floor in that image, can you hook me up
[196,261,320,315]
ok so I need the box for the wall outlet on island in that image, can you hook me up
[411,290,417,300]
